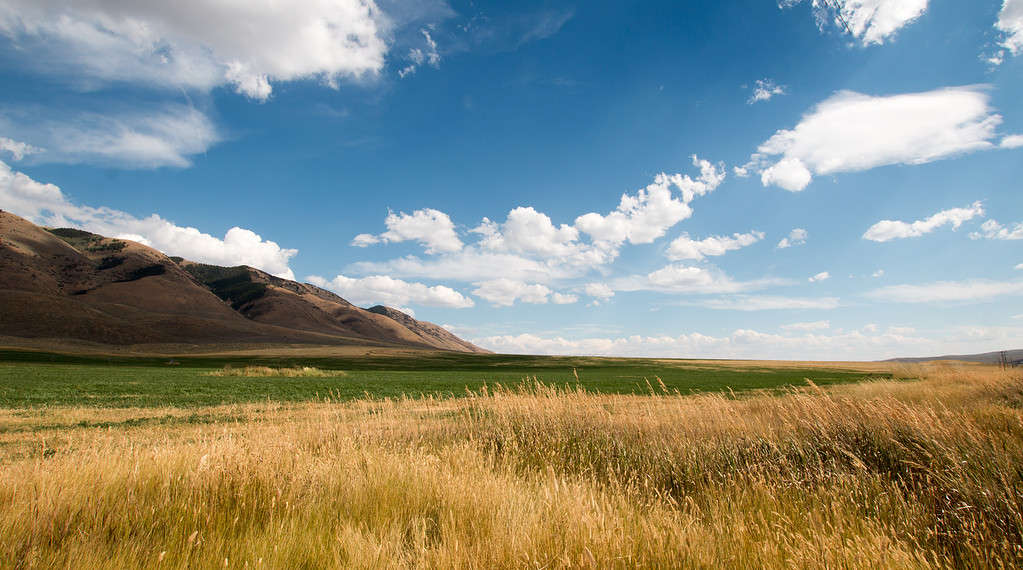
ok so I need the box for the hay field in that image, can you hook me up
[1,363,1021,568]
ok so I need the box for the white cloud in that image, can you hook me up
[0,137,41,161]
[472,278,553,307]
[471,324,1015,361]
[866,279,1023,303]
[0,0,389,101]
[808,271,831,282]
[307,273,474,309]
[782,0,928,46]
[996,0,1023,57]
[0,159,298,278]
[472,207,587,259]
[872,269,885,277]
[1002,134,1023,148]
[353,208,463,254]
[733,165,749,177]
[399,28,441,78]
[0,105,219,168]
[666,230,763,260]
[748,79,786,104]
[691,295,840,311]
[350,250,578,284]
[970,219,1023,240]
[863,201,984,242]
[1017,263,1023,270]
[551,292,578,305]
[575,155,725,246]
[780,320,830,331]
[748,86,1006,191]
[350,157,726,284]
[584,282,615,301]
[615,265,787,296]
[777,228,808,249]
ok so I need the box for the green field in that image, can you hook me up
[0,349,887,408]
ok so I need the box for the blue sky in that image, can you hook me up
[1,0,1022,359]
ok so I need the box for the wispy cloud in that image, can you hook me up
[0,104,219,168]
[747,79,786,104]
[863,202,984,242]
[866,279,1023,303]
[777,228,807,249]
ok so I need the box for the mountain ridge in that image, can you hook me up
[0,211,488,353]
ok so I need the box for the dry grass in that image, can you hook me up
[203,365,347,378]
[1,363,1022,568]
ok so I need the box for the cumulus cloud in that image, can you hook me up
[0,159,298,278]
[872,269,885,277]
[782,0,928,46]
[0,104,219,168]
[551,292,579,305]
[584,283,615,301]
[666,230,763,261]
[780,320,830,331]
[351,156,726,284]
[0,0,389,101]
[747,79,786,104]
[777,228,808,249]
[970,219,1023,240]
[996,0,1023,58]
[866,279,1023,303]
[863,202,984,242]
[307,273,474,308]
[0,137,42,161]
[472,207,593,261]
[747,86,1006,191]
[472,278,553,307]
[575,155,725,246]
[808,271,830,282]
[352,208,463,254]
[1002,134,1023,148]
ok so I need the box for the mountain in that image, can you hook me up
[0,211,487,353]
[885,349,1023,364]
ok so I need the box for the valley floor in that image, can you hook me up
[1,362,1021,568]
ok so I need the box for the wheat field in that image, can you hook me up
[1,363,1021,568]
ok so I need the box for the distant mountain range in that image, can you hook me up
[0,211,487,353]
[885,350,1023,365]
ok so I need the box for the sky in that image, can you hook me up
[0,0,1021,360]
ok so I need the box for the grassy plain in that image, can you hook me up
[0,348,881,408]
[1,351,1020,568]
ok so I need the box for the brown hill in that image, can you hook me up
[0,211,487,352]
[367,305,484,353]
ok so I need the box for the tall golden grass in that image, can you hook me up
[1,363,1021,568]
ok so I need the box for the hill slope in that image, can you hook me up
[0,211,486,352]
[885,349,1023,365]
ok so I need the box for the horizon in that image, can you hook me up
[1,0,1021,360]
